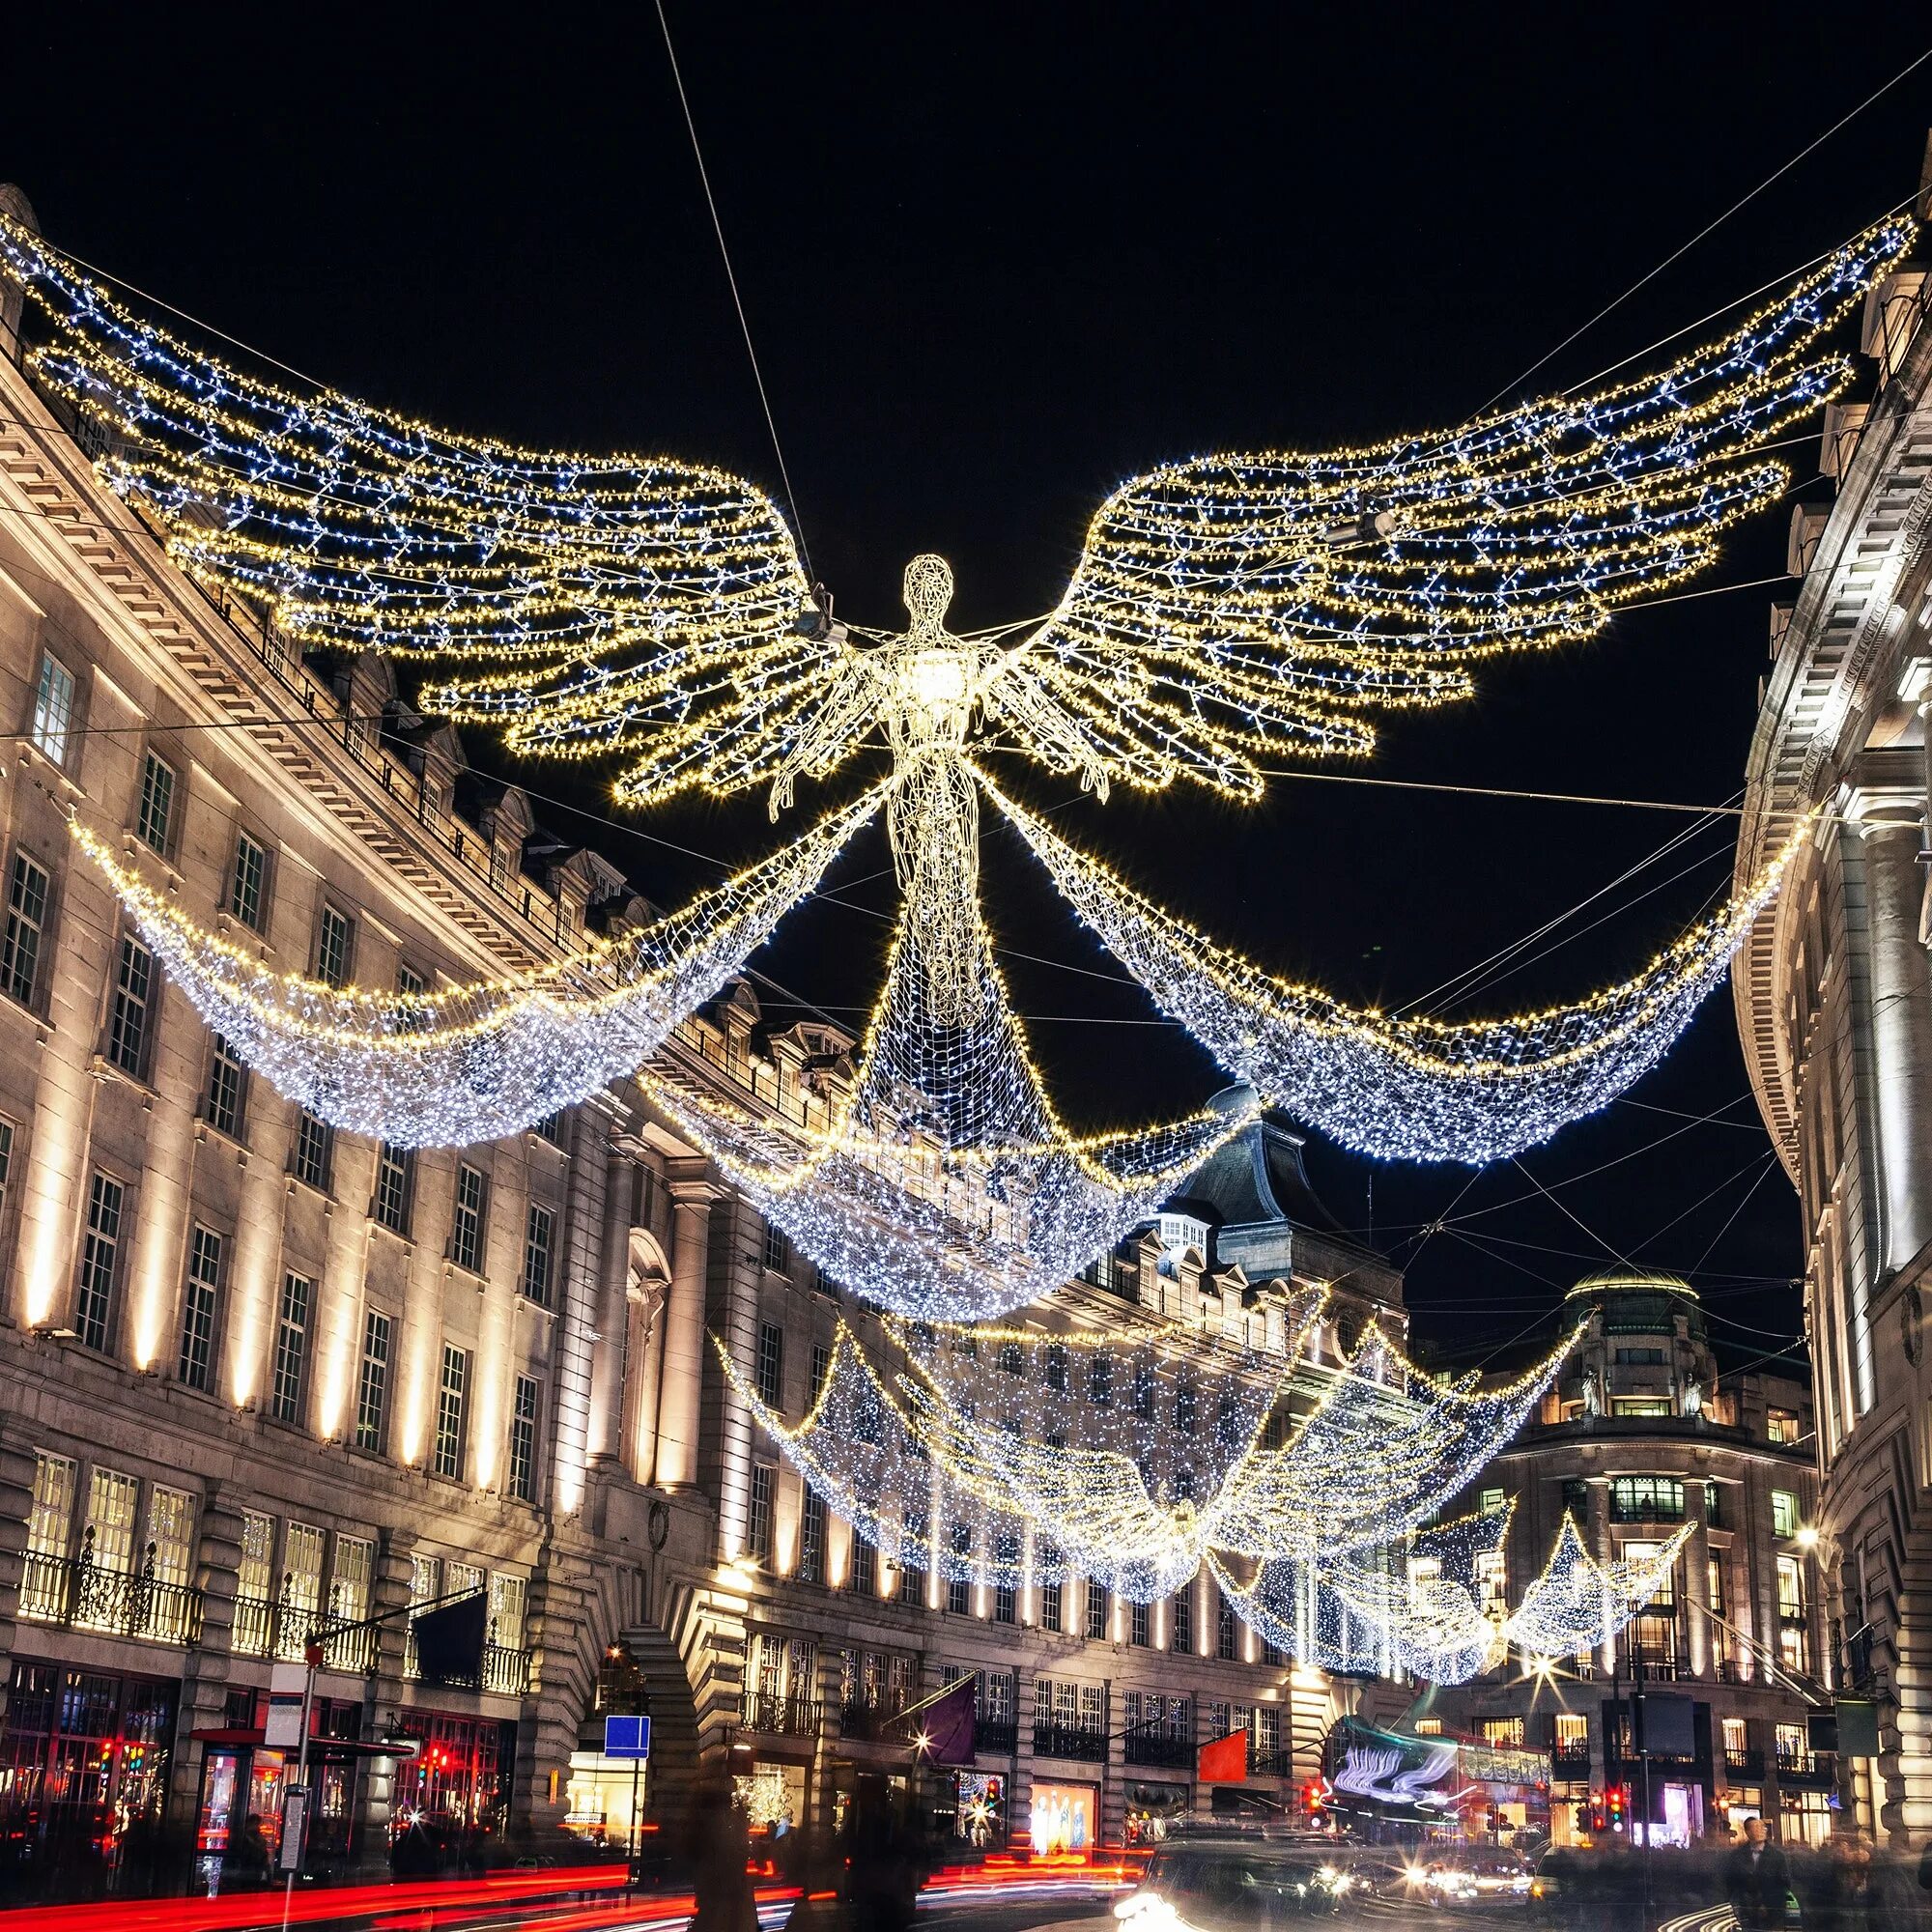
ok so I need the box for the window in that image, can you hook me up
[74,1171,125,1351]
[1610,1475,1685,1521]
[811,1342,832,1402]
[1612,1396,1672,1418]
[204,1034,247,1138]
[1132,1363,1155,1419]
[1481,1717,1525,1747]
[799,1490,826,1584]
[1555,1712,1589,1758]
[374,1142,414,1235]
[1217,1592,1236,1661]
[3,853,48,1005]
[30,652,76,763]
[1768,1407,1801,1446]
[521,1203,554,1305]
[746,1468,777,1561]
[355,1309,391,1452]
[315,905,353,987]
[434,1344,468,1479]
[993,1534,1018,1623]
[1174,1586,1193,1654]
[294,1111,333,1192]
[1480,1487,1506,1513]
[1041,1577,1063,1633]
[1174,1380,1199,1434]
[177,1226,222,1391]
[1089,1354,1113,1408]
[507,1375,539,1503]
[1776,1555,1806,1620]
[998,1341,1023,1378]
[535,1109,567,1149]
[1045,1343,1068,1393]
[1086,1580,1108,1640]
[105,936,154,1076]
[1776,1721,1805,1765]
[331,1536,374,1629]
[82,1467,140,1578]
[850,1535,876,1597]
[1722,1716,1748,1757]
[283,1522,325,1647]
[135,753,175,853]
[450,1165,487,1273]
[232,1511,274,1652]
[1615,1347,1667,1365]
[1413,1718,1443,1736]
[762,1223,789,1273]
[489,1571,526,1651]
[270,1272,311,1425]
[228,831,268,930]
[756,1321,784,1407]
[26,1452,73,1560]
[1772,1490,1802,1539]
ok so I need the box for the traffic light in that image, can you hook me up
[1575,1801,1594,1835]
[1605,1785,1627,1830]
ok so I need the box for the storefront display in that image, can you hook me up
[390,1711,516,1868]
[1124,1780,1191,1845]
[1029,1781,1096,1854]
[954,1772,1005,1847]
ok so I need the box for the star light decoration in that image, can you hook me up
[717,1295,1686,1685]
[1,212,1906,1312]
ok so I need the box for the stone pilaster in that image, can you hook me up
[1852,808,1932,1276]
[168,1484,246,1828]
[653,1176,718,1492]
[0,1432,34,1743]
[551,1107,614,1518]
[358,1526,417,1850]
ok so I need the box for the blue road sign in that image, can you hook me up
[604,1714,652,1761]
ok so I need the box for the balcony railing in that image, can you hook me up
[974,1719,1018,1756]
[839,1692,911,1742]
[1248,1746,1293,1778]
[1551,1745,1591,1776]
[19,1546,202,1648]
[740,1692,821,1739]
[1034,1721,1107,1763]
[1776,1752,1836,1788]
[1126,1731,1193,1769]
[1723,1748,1766,1780]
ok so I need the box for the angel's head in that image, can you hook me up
[902,553,954,636]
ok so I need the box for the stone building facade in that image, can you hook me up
[0,186,1394,1892]
[1426,1272,1830,1847]
[1732,138,1932,1843]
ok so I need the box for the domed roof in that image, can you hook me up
[1565,1267,1698,1302]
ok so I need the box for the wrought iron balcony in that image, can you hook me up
[1126,1731,1194,1768]
[740,1691,822,1738]
[838,1691,911,1742]
[1723,1747,1765,1780]
[1776,1751,1835,1789]
[19,1544,202,1648]
[1033,1720,1107,1763]
[973,1719,1018,1755]
[1551,1744,1592,1775]
[1248,1746,1293,1778]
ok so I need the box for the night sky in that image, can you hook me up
[9,3,1932,1372]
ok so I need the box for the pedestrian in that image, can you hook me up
[226,1813,271,1889]
[692,1769,756,1932]
[1726,1818,1793,1932]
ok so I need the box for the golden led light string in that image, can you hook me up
[69,782,887,1148]
[720,1305,1683,1681]
[0,206,1887,1308]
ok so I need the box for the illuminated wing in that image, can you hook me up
[1006,215,1913,795]
[0,217,850,808]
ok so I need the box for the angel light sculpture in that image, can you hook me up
[1,211,1904,1316]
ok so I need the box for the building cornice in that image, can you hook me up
[1734,303,1932,1175]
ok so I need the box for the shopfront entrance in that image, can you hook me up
[0,1659,176,1897]
[390,1708,516,1868]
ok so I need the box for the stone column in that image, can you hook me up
[170,1486,246,1830]
[1685,1478,1713,1679]
[653,1174,718,1492]
[0,1432,35,1747]
[358,1528,417,1854]
[585,1145,636,1472]
[1852,808,1932,1274]
[550,1105,614,1519]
